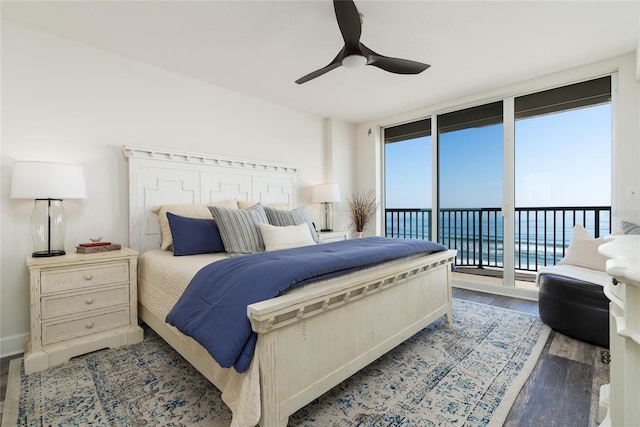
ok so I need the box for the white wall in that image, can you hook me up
[356,52,640,233]
[324,118,357,234]
[0,22,356,356]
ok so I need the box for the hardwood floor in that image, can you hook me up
[0,352,21,426]
[0,289,609,427]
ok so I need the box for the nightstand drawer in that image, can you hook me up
[41,285,129,320]
[42,307,130,346]
[41,262,129,294]
[318,231,349,243]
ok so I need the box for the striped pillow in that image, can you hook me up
[208,204,269,256]
[621,220,640,235]
[264,206,319,243]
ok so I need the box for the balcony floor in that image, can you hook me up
[454,267,538,291]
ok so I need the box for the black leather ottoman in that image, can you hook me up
[538,273,610,347]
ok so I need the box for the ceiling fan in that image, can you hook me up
[295,0,430,84]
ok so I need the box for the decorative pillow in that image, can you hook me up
[558,224,608,271]
[263,206,319,243]
[258,223,316,251]
[157,201,238,250]
[208,203,269,256]
[621,220,640,235]
[238,201,293,210]
[166,212,225,256]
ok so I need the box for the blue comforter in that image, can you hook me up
[166,236,447,373]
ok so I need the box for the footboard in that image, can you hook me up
[248,249,456,427]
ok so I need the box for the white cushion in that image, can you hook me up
[263,206,319,243]
[258,223,316,251]
[558,224,608,271]
[537,265,610,288]
[157,201,238,250]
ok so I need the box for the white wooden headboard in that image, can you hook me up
[123,146,298,254]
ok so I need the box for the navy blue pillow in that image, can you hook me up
[166,212,226,256]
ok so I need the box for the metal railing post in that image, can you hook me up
[478,209,484,269]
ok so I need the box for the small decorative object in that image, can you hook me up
[312,183,341,232]
[90,237,103,243]
[10,161,87,257]
[347,189,379,237]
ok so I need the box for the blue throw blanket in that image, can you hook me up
[166,236,447,373]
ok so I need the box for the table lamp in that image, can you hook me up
[312,183,341,232]
[11,161,87,257]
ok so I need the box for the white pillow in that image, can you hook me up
[258,223,316,251]
[157,201,238,250]
[558,224,608,271]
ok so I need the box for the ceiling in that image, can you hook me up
[3,1,639,123]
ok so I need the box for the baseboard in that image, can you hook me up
[1,333,27,358]
[453,278,539,301]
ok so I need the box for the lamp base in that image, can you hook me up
[320,202,334,233]
[32,250,66,258]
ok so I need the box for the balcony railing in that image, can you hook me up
[385,206,611,272]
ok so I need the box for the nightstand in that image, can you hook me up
[318,230,349,243]
[24,248,143,374]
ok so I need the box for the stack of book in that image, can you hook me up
[76,241,121,254]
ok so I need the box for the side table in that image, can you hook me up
[24,248,144,374]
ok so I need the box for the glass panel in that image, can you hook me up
[438,102,504,276]
[514,103,612,273]
[384,131,432,240]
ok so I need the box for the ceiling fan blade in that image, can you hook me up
[295,2,431,84]
[361,44,430,75]
[334,0,361,49]
[295,52,343,84]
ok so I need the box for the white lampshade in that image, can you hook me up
[11,161,87,200]
[312,183,341,203]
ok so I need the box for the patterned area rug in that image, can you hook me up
[2,299,549,427]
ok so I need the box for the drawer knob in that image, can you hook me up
[85,321,94,329]
[85,297,94,305]
[83,274,93,281]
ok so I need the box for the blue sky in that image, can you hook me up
[385,104,611,209]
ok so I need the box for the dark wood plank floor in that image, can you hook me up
[0,289,608,427]
[0,352,21,426]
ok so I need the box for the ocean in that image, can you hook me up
[385,208,611,271]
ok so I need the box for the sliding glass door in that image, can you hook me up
[438,102,505,277]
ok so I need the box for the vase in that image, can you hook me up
[355,232,363,239]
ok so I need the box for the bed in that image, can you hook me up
[123,145,457,427]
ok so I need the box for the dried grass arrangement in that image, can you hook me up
[347,189,379,234]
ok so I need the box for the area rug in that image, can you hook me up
[2,299,550,427]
